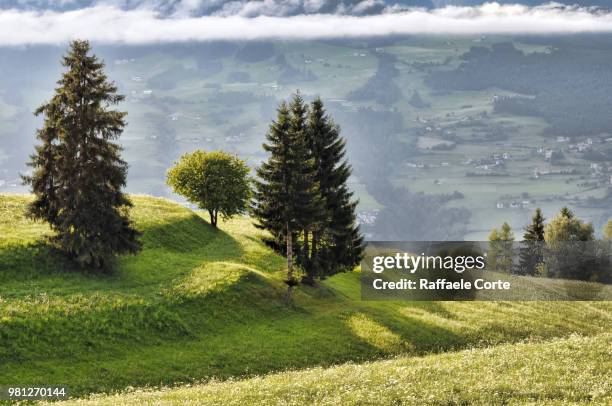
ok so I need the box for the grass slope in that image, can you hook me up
[56,333,612,405]
[0,194,610,398]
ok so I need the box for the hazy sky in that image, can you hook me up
[0,2,611,45]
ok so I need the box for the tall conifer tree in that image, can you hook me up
[525,208,546,242]
[23,40,141,269]
[254,94,363,296]
[252,102,292,255]
[287,94,323,275]
[519,208,546,275]
[252,95,320,302]
[302,98,364,282]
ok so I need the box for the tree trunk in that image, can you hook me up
[294,231,302,267]
[312,230,318,275]
[304,227,310,274]
[209,209,217,227]
[302,227,316,285]
[284,223,294,304]
[304,227,310,259]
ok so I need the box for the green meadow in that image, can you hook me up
[55,333,612,405]
[0,194,610,401]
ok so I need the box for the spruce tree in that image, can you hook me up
[560,206,574,218]
[252,102,292,254]
[525,208,546,242]
[287,94,324,277]
[23,40,141,269]
[252,95,320,302]
[519,208,545,275]
[302,97,364,283]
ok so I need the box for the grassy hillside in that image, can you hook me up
[0,194,611,398]
[56,333,612,405]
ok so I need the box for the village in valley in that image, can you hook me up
[2,36,611,240]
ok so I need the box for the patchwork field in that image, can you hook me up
[2,36,611,238]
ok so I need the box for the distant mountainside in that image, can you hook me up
[4,1,607,15]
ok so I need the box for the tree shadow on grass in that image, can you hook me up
[139,213,221,253]
[0,213,244,293]
[135,214,244,260]
[343,305,463,355]
[0,240,82,281]
[0,264,287,367]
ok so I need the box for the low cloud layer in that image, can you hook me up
[1,2,612,46]
[1,0,409,16]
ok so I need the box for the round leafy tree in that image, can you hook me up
[167,150,251,227]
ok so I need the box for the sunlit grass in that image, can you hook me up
[0,194,610,399]
[56,334,612,406]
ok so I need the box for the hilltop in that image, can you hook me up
[0,194,610,398]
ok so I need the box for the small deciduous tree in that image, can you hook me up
[603,220,612,240]
[544,207,598,280]
[167,150,251,227]
[544,207,595,280]
[600,221,612,283]
[545,207,594,243]
[488,222,514,273]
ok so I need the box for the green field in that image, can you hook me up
[1,194,610,402]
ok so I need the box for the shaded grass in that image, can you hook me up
[0,194,610,398]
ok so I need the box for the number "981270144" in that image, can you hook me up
[1,386,68,400]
